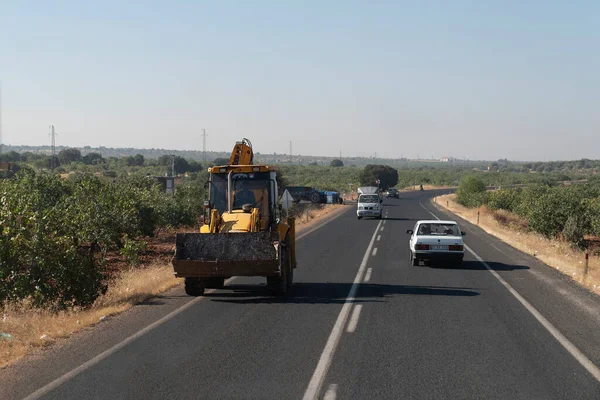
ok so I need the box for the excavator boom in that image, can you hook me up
[228,138,254,166]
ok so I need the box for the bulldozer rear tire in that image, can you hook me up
[184,278,205,296]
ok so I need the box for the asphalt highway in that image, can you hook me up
[2,190,600,399]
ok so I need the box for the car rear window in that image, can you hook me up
[417,223,459,236]
[359,195,379,203]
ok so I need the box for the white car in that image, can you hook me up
[406,220,465,266]
[357,193,383,219]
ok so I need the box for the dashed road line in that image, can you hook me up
[324,384,338,400]
[346,305,363,333]
[302,219,382,400]
[372,248,378,256]
[364,268,373,282]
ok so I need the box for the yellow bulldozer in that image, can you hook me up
[172,138,297,296]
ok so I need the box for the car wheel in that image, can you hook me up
[410,252,419,266]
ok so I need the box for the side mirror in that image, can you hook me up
[406,229,413,235]
[461,231,466,236]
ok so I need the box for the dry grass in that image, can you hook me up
[434,194,600,295]
[294,204,347,230]
[0,263,179,368]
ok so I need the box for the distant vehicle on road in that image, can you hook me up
[386,188,399,198]
[406,220,465,266]
[357,187,383,219]
[285,186,325,204]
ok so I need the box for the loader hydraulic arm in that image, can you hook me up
[229,138,254,165]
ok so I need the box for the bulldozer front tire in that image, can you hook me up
[268,238,292,295]
[284,242,293,288]
[184,278,205,296]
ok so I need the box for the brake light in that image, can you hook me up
[449,245,464,251]
[416,244,430,250]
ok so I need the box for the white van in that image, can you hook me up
[357,186,382,220]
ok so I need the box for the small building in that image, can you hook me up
[153,176,176,195]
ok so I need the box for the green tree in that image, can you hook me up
[82,152,105,165]
[456,175,487,207]
[212,157,230,166]
[360,165,398,190]
[330,159,344,167]
[58,148,82,165]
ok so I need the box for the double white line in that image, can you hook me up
[302,220,382,400]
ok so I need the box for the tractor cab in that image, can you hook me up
[203,165,280,233]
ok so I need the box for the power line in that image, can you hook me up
[201,129,208,162]
[49,125,58,171]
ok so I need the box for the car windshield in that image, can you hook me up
[417,223,459,236]
[359,195,379,203]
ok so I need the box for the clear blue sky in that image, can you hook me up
[1,1,598,161]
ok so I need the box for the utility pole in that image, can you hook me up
[290,141,292,157]
[49,125,58,171]
[0,83,3,155]
[171,154,176,177]
[201,129,207,162]
[339,150,342,159]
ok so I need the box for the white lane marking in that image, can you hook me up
[22,281,227,400]
[377,235,381,241]
[420,201,600,383]
[383,220,387,225]
[364,268,373,283]
[302,219,382,400]
[372,248,378,256]
[324,384,338,400]
[346,305,363,333]
[465,245,600,382]
[380,226,384,232]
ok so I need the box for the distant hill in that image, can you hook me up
[1,144,476,167]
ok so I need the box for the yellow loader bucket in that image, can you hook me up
[172,232,280,278]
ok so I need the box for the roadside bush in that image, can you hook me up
[563,215,586,249]
[486,189,520,212]
[121,235,147,267]
[456,176,487,208]
[0,170,206,310]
